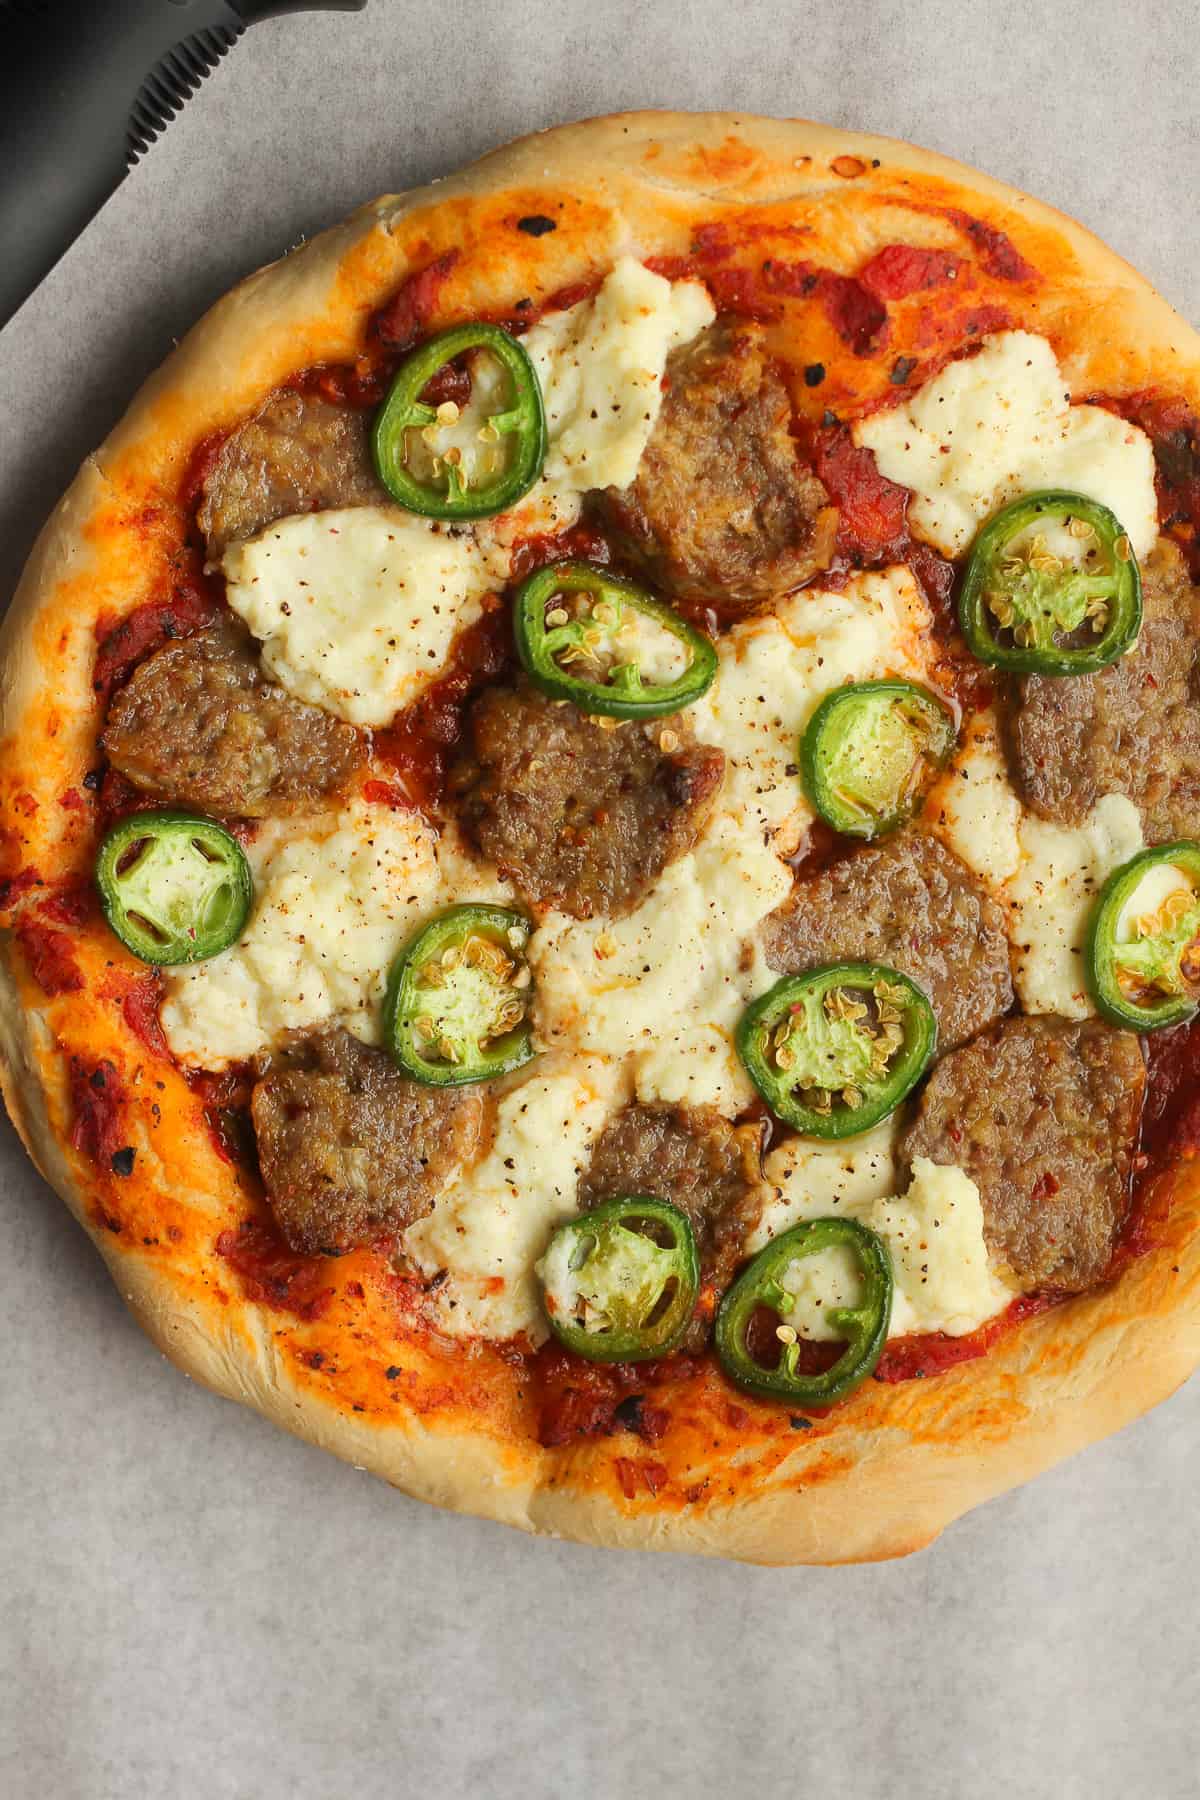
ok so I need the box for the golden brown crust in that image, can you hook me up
[4,111,1200,1563]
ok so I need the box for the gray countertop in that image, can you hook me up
[2,3,1198,1795]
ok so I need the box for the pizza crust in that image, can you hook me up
[4,110,1200,1563]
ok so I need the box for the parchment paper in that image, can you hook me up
[2,3,1198,1795]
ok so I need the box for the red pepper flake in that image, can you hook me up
[215,1220,334,1322]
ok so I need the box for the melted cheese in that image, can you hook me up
[855,331,1158,559]
[402,1056,627,1341]
[752,1121,900,1251]
[160,810,513,1067]
[924,711,1023,892]
[530,813,790,1118]
[222,507,495,727]
[1005,793,1144,1018]
[768,1156,1013,1342]
[691,568,934,856]
[524,257,715,493]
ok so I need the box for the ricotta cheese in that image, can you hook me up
[855,331,1158,559]
[524,256,715,494]
[767,1155,1013,1342]
[222,507,496,728]
[691,568,934,856]
[1005,793,1144,1019]
[402,1056,627,1341]
[530,812,791,1118]
[752,1121,900,1250]
[160,809,514,1067]
[924,711,1023,893]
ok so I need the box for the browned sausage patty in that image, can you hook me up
[761,832,1013,1052]
[1012,539,1200,840]
[197,390,386,560]
[602,319,836,612]
[103,616,361,818]
[577,1102,766,1349]
[452,678,725,918]
[251,1027,484,1256]
[900,1015,1144,1293]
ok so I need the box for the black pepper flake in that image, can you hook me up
[803,362,826,388]
[822,408,840,428]
[789,1415,813,1431]
[890,356,918,385]
[385,1365,403,1380]
[110,1146,135,1177]
[82,769,103,792]
[515,297,533,311]
[517,215,557,237]
[90,1068,107,1091]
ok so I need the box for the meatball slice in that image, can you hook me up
[1013,538,1200,839]
[103,616,361,818]
[197,389,386,560]
[602,319,837,612]
[900,1015,1145,1293]
[251,1027,484,1256]
[452,678,725,918]
[578,1103,766,1349]
[761,832,1013,1052]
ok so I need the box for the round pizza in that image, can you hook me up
[4,111,1199,1564]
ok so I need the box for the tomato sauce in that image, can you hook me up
[92,565,220,704]
[215,1220,334,1322]
[68,1057,129,1167]
[370,601,512,810]
[1089,391,1200,577]
[533,1343,697,1448]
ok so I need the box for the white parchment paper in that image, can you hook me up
[1,2,1198,1795]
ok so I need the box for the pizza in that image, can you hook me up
[4,111,1200,1565]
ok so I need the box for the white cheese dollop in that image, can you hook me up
[690,567,934,857]
[402,1056,627,1342]
[222,507,496,728]
[765,1155,1013,1342]
[524,256,715,493]
[530,813,791,1120]
[855,330,1158,559]
[924,711,1023,892]
[1005,793,1144,1019]
[160,809,513,1067]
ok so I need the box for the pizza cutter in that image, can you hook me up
[0,0,368,331]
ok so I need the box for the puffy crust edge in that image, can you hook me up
[4,110,1200,1563]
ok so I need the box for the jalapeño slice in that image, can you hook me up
[384,904,536,1086]
[538,1196,700,1362]
[959,490,1142,675]
[801,679,957,839]
[371,322,546,520]
[1085,841,1200,1032]
[715,1217,893,1406]
[514,561,718,719]
[95,810,253,966]
[737,962,936,1139]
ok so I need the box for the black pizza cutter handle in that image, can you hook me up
[0,0,368,332]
